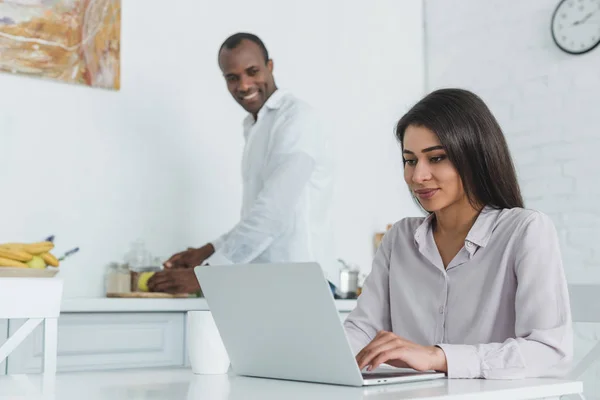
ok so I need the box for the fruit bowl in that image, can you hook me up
[0,240,63,278]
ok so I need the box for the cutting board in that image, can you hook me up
[106,292,191,298]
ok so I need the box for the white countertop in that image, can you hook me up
[0,367,583,400]
[60,297,358,313]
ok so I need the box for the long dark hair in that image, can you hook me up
[396,88,524,210]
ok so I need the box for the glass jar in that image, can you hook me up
[105,262,131,294]
[124,240,152,270]
[123,240,164,292]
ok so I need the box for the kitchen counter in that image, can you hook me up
[0,367,583,400]
[60,297,359,313]
[1,298,358,375]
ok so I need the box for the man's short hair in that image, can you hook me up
[219,32,269,64]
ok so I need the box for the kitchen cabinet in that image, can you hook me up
[0,319,7,375]
[6,313,184,374]
[4,299,357,374]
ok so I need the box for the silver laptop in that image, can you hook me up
[195,262,446,387]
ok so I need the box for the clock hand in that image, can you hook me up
[573,13,590,25]
[572,7,599,25]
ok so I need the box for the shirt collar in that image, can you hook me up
[465,206,500,248]
[263,88,287,110]
[243,89,287,128]
[414,205,501,251]
[414,212,435,251]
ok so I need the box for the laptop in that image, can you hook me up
[195,262,446,387]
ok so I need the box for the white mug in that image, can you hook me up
[186,311,230,374]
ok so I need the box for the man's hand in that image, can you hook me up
[356,331,447,373]
[147,269,200,294]
[163,243,215,269]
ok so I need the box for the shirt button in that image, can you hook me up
[439,306,444,314]
[466,241,473,249]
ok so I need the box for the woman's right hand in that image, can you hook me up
[163,243,215,269]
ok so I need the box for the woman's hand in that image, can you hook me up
[356,331,447,373]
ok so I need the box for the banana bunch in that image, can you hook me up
[0,241,59,269]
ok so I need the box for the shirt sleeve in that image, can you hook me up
[343,227,393,355]
[437,212,573,379]
[210,231,230,252]
[203,109,320,266]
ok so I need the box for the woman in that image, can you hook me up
[344,88,573,379]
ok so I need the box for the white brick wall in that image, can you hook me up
[424,0,600,396]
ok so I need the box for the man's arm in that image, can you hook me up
[204,110,322,265]
[148,145,315,294]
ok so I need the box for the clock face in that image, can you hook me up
[551,0,600,54]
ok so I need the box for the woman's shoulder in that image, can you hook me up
[495,207,555,231]
[386,215,430,238]
[383,208,556,242]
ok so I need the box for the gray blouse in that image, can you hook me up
[344,206,573,379]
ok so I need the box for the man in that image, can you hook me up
[148,33,337,294]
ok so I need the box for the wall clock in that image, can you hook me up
[551,0,600,54]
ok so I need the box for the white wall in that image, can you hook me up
[424,0,600,283]
[0,0,424,297]
[424,0,600,395]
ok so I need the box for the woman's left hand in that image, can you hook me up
[356,331,448,373]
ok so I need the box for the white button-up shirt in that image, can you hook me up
[344,206,573,379]
[203,90,338,286]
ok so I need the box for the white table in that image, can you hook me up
[0,278,63,375]
[0,367,583,400]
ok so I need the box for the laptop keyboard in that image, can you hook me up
[362,371,433,379]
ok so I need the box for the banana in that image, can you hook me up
[40,252,60,267]
[0,257,28,268]
[2,241,54,255]
[0,247,33,262]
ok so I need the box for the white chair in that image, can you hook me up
[0,278,63,374]
[563,284,600,400]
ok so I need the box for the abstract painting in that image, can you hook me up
[0,0,120,90]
